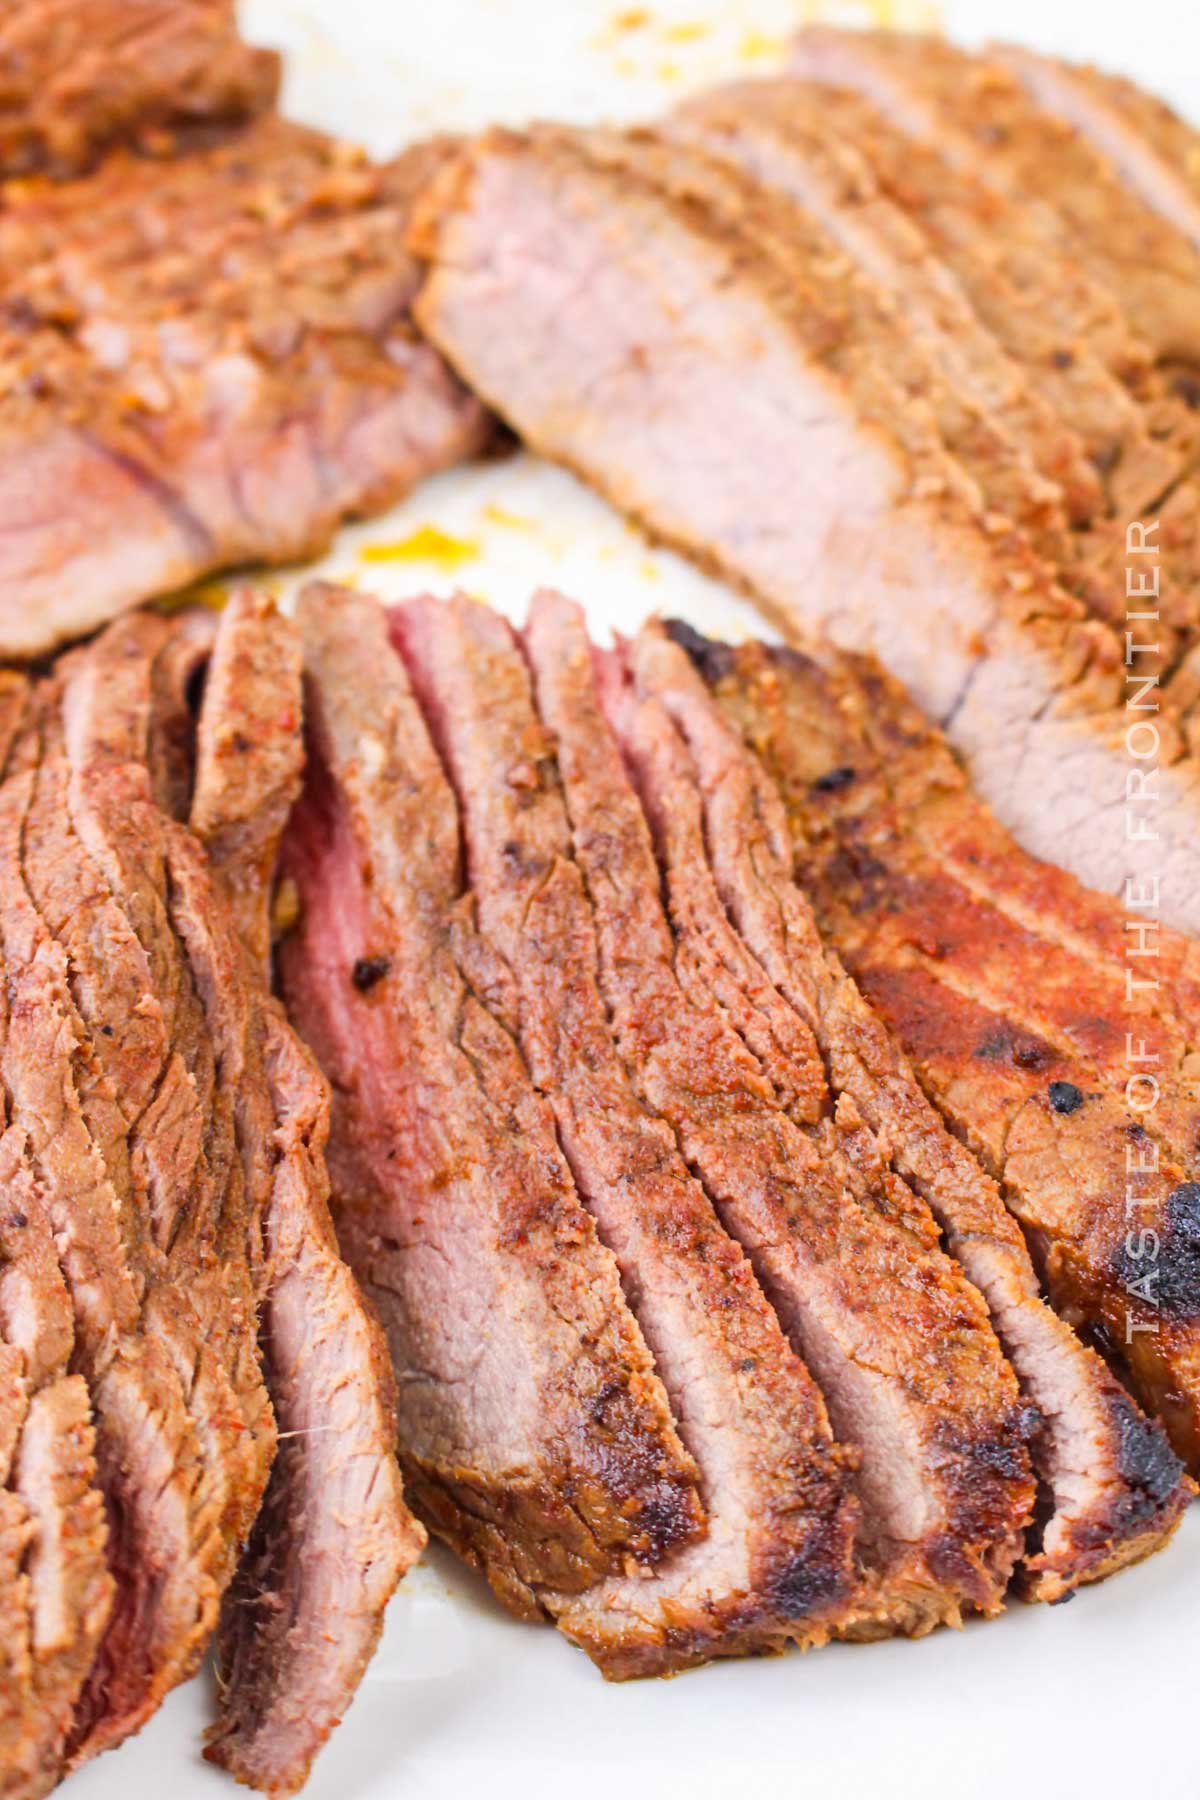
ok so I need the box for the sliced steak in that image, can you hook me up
[524,592,1034,1637]
[687,625,1200,1475]
[670,80,1200,665]
[993,46,1200,253]
[188,591,425,1795]
[0,0,279,179]
[278,583,703,1618]
[633,620,1192,1595]
[0,116,490,658]
[392,591,857,1677]
[788,30,1200,371]
[412,123,1200,933]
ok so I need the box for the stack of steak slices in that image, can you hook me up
[277,581,1188,1675]
[0,1,491,660]
[672,619,1200,1486]
[409,39,1200,931]
[0,599,422,1800]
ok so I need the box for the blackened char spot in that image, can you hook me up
[767,1530,850,1620]
[1155,1183,1200,1320]
[812,765,856,793]
[1049,1081,1084,1114]
[663,618,736,684]
[1114,1394,1185,1510]
[352,955,392,992]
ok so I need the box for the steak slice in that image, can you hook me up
[0,115,490,659]
[788,30,1200,372]
[993,46,1200,253]
[392,591,857,1677]
[524,592,1034,1637]
[0,0,279,179]
[632,620,1192,1594]
[187,591,425,1795]
[411,123,1200,933]
[278,583,703,1617]
[0,676,113,1800]
[687,625,1200,1474]
[670,80,1200,665]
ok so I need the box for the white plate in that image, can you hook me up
[69,4,1200,1797]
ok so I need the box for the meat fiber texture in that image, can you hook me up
[276,582,1191,1685]
[0,109,489,659]
[409,51,1200,933]
[0,0,280,179]
[0,597,423,1800]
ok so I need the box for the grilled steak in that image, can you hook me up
[992,46,1200,253]
[0,115,489,658]
[524,592,1034,1636]
[789,30,1200,371]
[278,583,704,1619]
[632,619,1192,1593]
[187,591,424,1796]
[411,124,1200,934]
[391,591,857,1676]
[669,81,1200,668]
[0,1,279,179]
[679,623,1200,1478]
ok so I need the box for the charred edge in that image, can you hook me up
[662,619,738,685]
[1112,1181,1200,1324]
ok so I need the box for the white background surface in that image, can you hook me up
[71,3,1200,1797]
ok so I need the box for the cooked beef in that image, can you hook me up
[0,1,279,179]
[411,123,1200,933]
[188,591,425,1795]
[523,592,1034,1636]
[685,623,1200,1476]
[633,619,1192,1594]
[669,81,1200,666]
[993,46,1200,253]
[278,583,704,1619]
[391,591,857,1676]
[0,116,490,658]
[0,675,114,1800]
[788,30,1200,371]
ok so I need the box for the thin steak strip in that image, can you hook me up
[0,674,112,1800]
[524,592,1033,1638]
[188,591,425,1796]
[629,621,1191,1596]
[393,591,856,1678]
[279,583,703,1617]
[693,630,1200,1477]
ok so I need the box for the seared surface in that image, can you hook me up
[639,620,1192,1595]
[278,583,703,1618]
[0,116,490,658]
[525,593,1033,1637]
[393,591,857,1677]
[0,0,279,178]
[412,123,1200,932]
[188,592,424,1797]
[687,625,1200,1490]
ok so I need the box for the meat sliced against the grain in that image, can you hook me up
[789,30,1200,370]
[391,591,856,1676]
[0,117,490,659]
[693,627,1200,1475]
[993,46,1200,253]
[0,0,279,178]
[0,702,226,1769]
[412,123,1200,932]
[669,87,1106,532]
[278,583,703,1617]
[0,680,112,1800]
[670,80,1200,658]
[631,620,1192,1595]
[188,591,424,1795]
[524,592,1034,1637]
